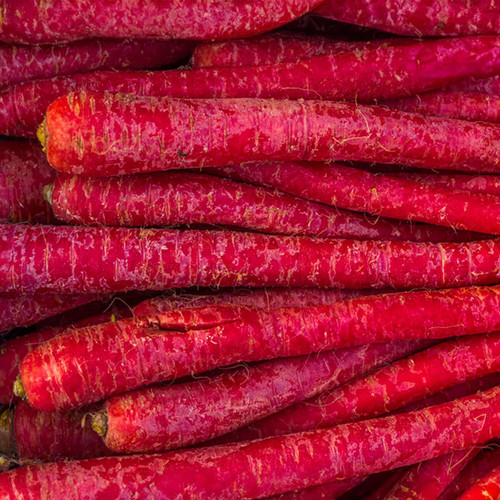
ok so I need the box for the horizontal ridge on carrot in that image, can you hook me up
[18,285,500,410]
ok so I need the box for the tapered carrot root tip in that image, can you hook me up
[91,410,108,438]
[43,183,54,206]
[13,377,26,400]
[36,120,47,152]
[0,408,14,457]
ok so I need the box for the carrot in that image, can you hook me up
[268,477,363,500]
[383,91,500,124]
[48,172,482,242]
[457,465,500,500]
[451,75,500,95]
[0,140,55,224]
[0,39,194,91]
[213,332,500,442]
[0,293,98,333]
[441,447,500,500]
[362,470,410,500]
[209,162,500,235]
[17,285,500,411]
[5,225,500,294]
[314,0,500,37]
[6,35,500,138]
[0,0,321,44]
[0,402,111,462]
[383,449,479,500]
[2,386,500,499]
[92,340,425,453]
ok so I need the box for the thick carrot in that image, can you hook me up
[441,447,500,500]
[0,402,111,462]
[314,0,500,37]
[214,332,500,442]
[0,0,321,44]
[457,465,500,500]
[210,162,500,235]
[388,172,500,197]
[5,35,500,138]
[49,172,482,242]
[17,285,500,411]
[92,341,425,453]
[5,225,500,294]
[383,91,500,124]
[0,293,98,333]
[0,140,55,223]
[2,387,500,499]
[0,39,194,90]
[383,449,479,499]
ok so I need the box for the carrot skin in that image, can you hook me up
[451,75,500,95]
[19,286,500,411]
[1,387,500,499]
[457,465,500,500]
[267,477,363,500]
[49,172,482,242]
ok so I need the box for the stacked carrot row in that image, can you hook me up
[1,0,500,498]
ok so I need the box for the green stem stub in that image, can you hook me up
[13,377,26,400]
[91,410,108,438]
[37,119,48,152]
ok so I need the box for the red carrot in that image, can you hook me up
[43,94,500,177]
[0,140,55,223]
[210,162,500,235]
[17,285,500,411]
[314,0,500,37]
[92,341,424,453]
[383,449,479,500]
[383,91,500,124]
[0,0,321,44]
[5,225,500,294]
[268,477,363,500]
[457,465,500,500]
[6,35,500,138]
[213,332,500,442]
[0,293,98,333]
[451,75,500,95]
[49,172,482,242]
[2,386,500,499]
[0,39,194,91]
[0,402,111,462]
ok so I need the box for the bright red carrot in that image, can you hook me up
[314,0,500,37]
[388,172,500,197]
[17,285,500,411]
[2,387,500,499]
[43,94,500,177]
[0,402,111,462]
[0,39,194,90]
[383,449,479,500]
[0,0,321,44]
[211,162,500,235]
[457,465,500,500]
[441,447,500,500]
[6,35,500,138]
[383,91,500,124]
[0,140,55,223]
[214,332,500,442]
[5,225,500,294]
[49,172,482,242]
[92,340,424,453]
[0,293,98,333]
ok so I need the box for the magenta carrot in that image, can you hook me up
[17,285,500,411]
[451,75,500,95]
[0,293,98,333]
[268,477,363,500]
[49,172,481,242]
[0,0,320,44]
[211,162,500,235]
[457,465,500,500]
[314,0,500,37]
[44,94,500,177]
[2,387,500,499]
[215,332,500,442]
[0,402,111,462]
[133,288,375,317]
[0,39,194,90]
[5,225,500,294]
[383,449,479,500]
[0,140,55,223]
[383,91,500,124]
[92,341,424,453]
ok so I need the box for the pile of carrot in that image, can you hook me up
[1,0,500,498]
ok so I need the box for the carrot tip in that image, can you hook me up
[12,377,26,400]
[36,120,48,152]
[91,410,108,438]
